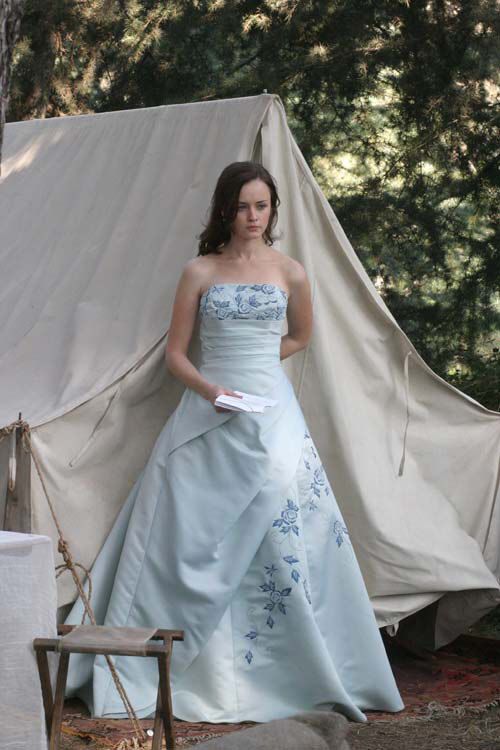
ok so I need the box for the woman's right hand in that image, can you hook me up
[203,384,243,412]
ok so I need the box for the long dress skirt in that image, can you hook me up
[65,282,404,723]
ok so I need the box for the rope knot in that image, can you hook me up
[57,538,70,559]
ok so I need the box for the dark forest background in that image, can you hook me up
[7,0,500,411]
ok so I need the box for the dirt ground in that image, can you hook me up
[348,704,500,750]
[58,702,500,749]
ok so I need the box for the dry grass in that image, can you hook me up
[58,703,500,749]
[349,703,500,750]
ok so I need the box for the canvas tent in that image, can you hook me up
[1,93,499,649]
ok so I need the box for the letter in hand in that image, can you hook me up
[210,385,243,413]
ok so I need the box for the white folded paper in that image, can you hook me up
[214,390,278,413]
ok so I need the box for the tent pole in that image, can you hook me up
[3,412,31,532]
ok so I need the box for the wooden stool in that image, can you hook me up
[33,623,184,750]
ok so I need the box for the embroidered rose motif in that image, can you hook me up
[259,578,292,625]
[235,297,252,314]
[261,284,277,294]
[282,507,297,523]
[272,499,300,536]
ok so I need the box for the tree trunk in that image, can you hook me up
[0,0,26,176]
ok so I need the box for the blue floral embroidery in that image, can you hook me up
[272,499,300,536]
[243,564,294,663]
[244,626,259,665]
[199,283,288,320]
[312,466,329,496]
[259,576,292,628]
[332,518,350,547]
[244,626,257,663]
[243,430,355,665]
[303,431,318,461]
[283,555,301,584]
[300,431,331,511]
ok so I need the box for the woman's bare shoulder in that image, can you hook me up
[280,254,308,286]
[178,256,218,293]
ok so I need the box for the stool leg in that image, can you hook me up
[49,651,70,750]
[157,647,175,750]
[35,648,54,738]
[152,678,163,750]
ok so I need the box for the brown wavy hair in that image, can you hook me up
[197,161,281,255]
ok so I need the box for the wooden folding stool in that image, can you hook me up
[33,623,184,750]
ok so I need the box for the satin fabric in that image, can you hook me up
[65,284,404,723]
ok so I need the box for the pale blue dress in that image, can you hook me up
[65,283,404,723]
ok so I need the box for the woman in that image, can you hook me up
[65,161,404,723]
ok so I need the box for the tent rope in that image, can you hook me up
[398,351,412,477]
[1,417,147,748]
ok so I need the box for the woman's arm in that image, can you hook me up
[165,260,242,411]
[280,260,313,361]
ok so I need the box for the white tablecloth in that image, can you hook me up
[0,531,57,750]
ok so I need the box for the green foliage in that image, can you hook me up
[8,0,500,410]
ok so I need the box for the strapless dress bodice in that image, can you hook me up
[197,284,288,393]
[199,283,288,321]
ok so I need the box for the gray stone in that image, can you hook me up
[196,710,351,749]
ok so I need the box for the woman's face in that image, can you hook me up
[229,179,272,241]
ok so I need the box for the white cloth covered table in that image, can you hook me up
[0,531,57,750]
